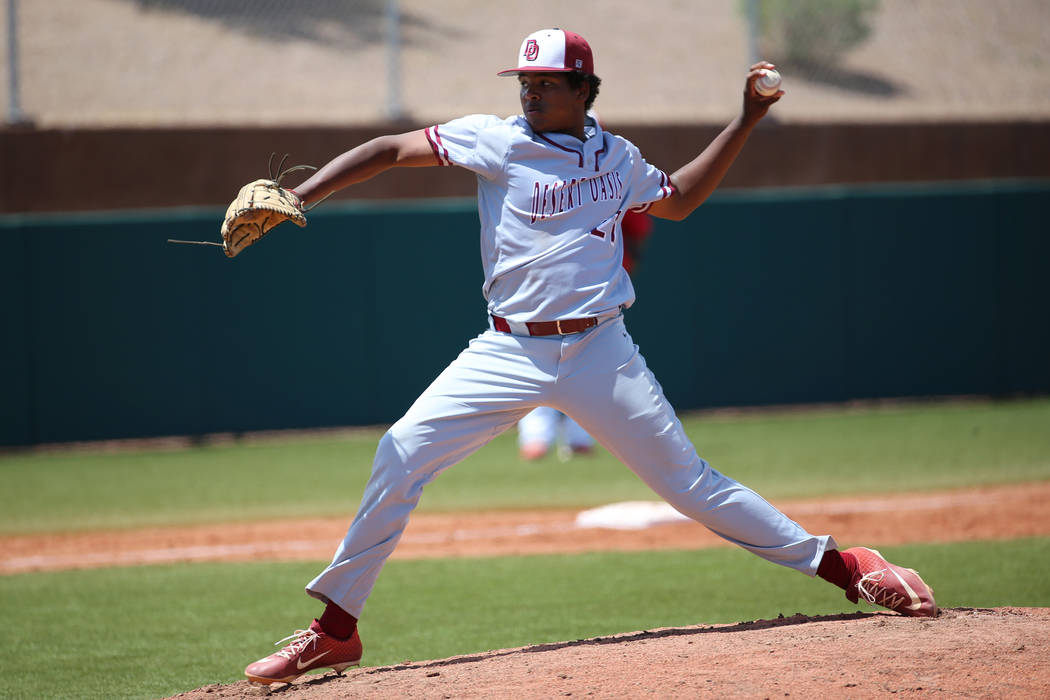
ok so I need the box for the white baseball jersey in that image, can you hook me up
[424,113,674,323]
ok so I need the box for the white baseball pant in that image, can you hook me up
[307,314,835,617]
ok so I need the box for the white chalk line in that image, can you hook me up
[0,490,1011,574]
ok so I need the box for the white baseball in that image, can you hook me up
[755,69,782,97]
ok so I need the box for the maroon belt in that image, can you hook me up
[491,314,598,337]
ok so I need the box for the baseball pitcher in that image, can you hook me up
[235,29,937,685]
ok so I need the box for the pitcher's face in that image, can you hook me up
[518,73,588,138]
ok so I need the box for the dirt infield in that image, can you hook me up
[169,607,1049,699]
[3,481,1048,575]
[4,482,1048,698]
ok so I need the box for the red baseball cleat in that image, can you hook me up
[843,547,938,617]
[244,621,362,685]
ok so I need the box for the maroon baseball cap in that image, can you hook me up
[497,28,596,78]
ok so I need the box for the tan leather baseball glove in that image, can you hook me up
[217,154,324,258]
[220,178,306,258]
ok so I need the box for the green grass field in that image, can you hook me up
[1,398,1049,699]
[3,398,1049,534]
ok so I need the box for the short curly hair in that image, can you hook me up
[565,71,602,110]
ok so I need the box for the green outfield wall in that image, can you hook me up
[2,181,1048,446]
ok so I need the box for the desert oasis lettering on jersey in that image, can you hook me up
[531,171,624,224]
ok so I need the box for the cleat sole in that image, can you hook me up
[331,661,361,674]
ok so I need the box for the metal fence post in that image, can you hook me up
[385,0,403,121]
[747,0,762,66]
[6,0,23,124]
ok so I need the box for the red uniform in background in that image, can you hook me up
[620,208,653,275]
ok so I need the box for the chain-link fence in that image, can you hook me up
[3,0,1050,127]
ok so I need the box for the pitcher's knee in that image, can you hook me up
[368,426,435,501]
[646,458,713,499]
[375,428,403,462]
[380,421,429,464]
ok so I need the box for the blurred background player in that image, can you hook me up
[516,208,653,461]
[517,405,594,460]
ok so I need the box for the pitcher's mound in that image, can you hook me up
[171,607,1049,699]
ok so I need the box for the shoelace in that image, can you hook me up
[856,569,887,605]
[272,629,319,660]
[856,568,911,610]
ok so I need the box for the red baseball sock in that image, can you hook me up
[816,549,859,591]
[317,602,358,640]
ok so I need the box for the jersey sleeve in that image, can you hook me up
[424,114,507,180]
[621,141,676,213]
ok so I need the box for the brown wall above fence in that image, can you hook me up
[2,121,1049,213]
